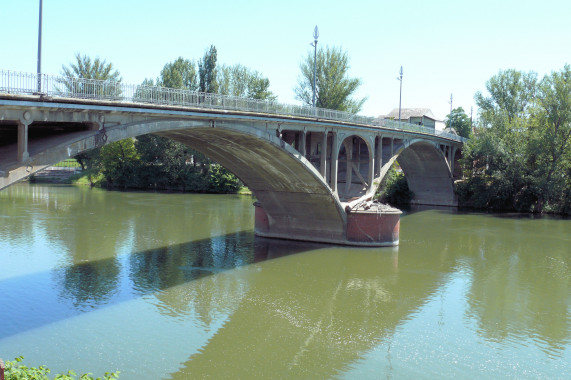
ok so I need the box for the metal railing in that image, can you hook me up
[0,70,467,143]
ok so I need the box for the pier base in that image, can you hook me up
[254,202,401,247]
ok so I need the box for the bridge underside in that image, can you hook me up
[158,128,348,244]
[397,142,457,207]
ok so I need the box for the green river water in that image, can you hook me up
[0,183,569,379]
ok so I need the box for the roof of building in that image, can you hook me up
[384,108,437,121]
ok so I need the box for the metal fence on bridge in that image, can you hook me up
[0,70,467,143]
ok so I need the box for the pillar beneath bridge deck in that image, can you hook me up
[18,121,30,162]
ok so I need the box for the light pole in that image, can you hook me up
[311,25,319,107]
[37,0,43,93]
[397,66,403,127]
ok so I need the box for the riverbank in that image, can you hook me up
[30,167,252,195]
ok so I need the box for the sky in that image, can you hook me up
[1,0,569,121]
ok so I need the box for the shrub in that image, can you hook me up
[3,356,119,380]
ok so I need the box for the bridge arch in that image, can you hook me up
[391,139,456,206]
[336,134,374,201]
[2,118,349,243]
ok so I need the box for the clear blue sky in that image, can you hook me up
[2,0,569,120]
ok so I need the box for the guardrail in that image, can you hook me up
[0,70,467,143]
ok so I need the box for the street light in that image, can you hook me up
[311,25,319,107]
[37,0,43,93]
[397,66,403,127]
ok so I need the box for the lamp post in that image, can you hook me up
[397,66,403,127]
[311,25,319,107]
[37,0,43,93]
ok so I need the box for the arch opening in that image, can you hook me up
[395,141,457,207]
[337,135,372,201]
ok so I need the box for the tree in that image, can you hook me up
[61,54,123,171]
[198,45,219,94]
[218,64,276,100]
[460,69,537,211]
[474,69,537,127]
[99,139,140,189]
[528,64,571,212]
[295,46,366,113]
[459,65,571,214]
[445,107,472,138]
[158,57,198,90]
[60,53,122,97]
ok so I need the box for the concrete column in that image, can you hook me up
[345,139,353,195]
[300,130,306,158]
[17,121,30,162]
[375,135,383,177]
[331,132,339,194]
[368,138,375,190]
[390,138,394,158]
[320,130,327,179]
[451,146,457,175]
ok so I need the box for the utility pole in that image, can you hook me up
[397,66,403,127]
[311,25,319,107]
[449,93,453,114]
[37,0,43,93]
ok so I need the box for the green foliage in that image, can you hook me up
[474,69,537,125]
[198,45,219,94]
[208,164,242,193]
[53,159,81,168]
[98,139,140,189]
[295,46,366,113]
[375,165,414,206]
[60,53,122,97]
[4,356,119,380]
[159,57,198,90]
[218,64,276,100]
[460,65,571,214]
[445,107,472,138]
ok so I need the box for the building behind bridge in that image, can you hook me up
[378,108,445,130]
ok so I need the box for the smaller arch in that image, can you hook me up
[336,134,374,201]
[395,140,457,206]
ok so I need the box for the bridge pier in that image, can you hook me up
[254,202,401,247]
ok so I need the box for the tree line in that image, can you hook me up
[457,65,571,214]
[65,45,364,193]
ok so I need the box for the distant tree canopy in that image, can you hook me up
[158,57,198,90]
[61,53,122,82]
[458,65,571,214]
[60,53,122,97]
[295,46,366,113]
[218,64,276,100]
[445,107,472,138]
[198,45,219,94]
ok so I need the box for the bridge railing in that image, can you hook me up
[0,70,467,143]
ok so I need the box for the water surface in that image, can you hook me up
[0,184,569,379]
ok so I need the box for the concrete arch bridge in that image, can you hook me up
[0,71,465,246]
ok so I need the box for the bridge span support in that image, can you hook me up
[0,96,464,247]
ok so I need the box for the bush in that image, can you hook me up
[376,166,414,206]
[3,356,119,380]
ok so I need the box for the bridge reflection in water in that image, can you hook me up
[1,184,568,379]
